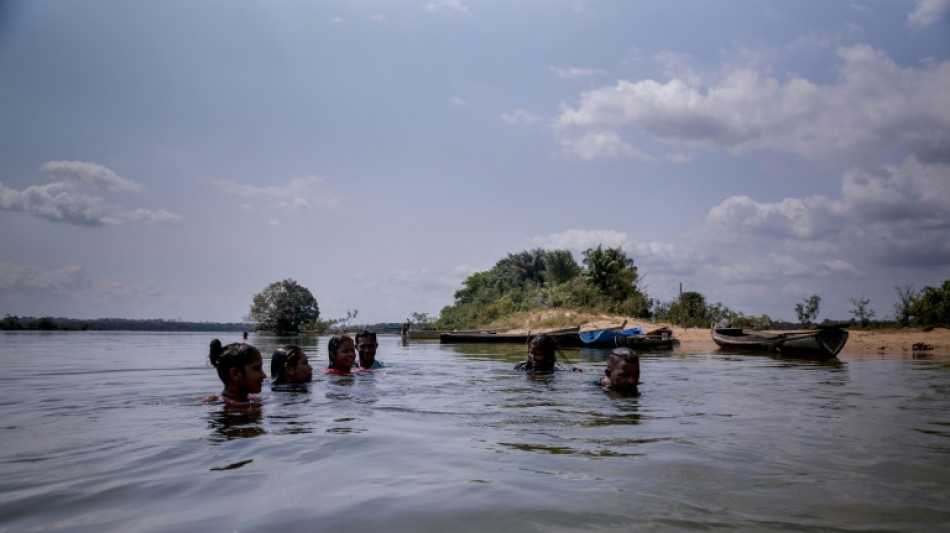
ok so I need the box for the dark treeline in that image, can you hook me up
[0,315,253,332]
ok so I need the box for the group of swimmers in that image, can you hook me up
[203,331,640,404]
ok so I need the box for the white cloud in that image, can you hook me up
[0,262,89,291]
[330,17,343,25]
[0,161,180,226]
[122,208,182,224]
[426,0,470,16]
[499,109,541,126]
[449,96,467,107]
[214,175,338,210]
[530,229,631,252]
[550,66,606,80]
[559,130,650,160]
[705,156,950,269]
[39,160,144,192]
[908,0,950,27]
[556,46,950,164]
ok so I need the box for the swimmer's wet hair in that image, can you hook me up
[208,339,261,384]
[270,344,304,384]
[607,347,639,366]
[529,334,558,360]
[354,329,377,344]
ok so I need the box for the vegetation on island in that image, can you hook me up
[431,246,950,332]
[3,257,948,334]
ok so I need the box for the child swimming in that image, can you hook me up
[324,334,356,375]
[514,334,567,372]
[203,339,266,404]
[270,344,313,384]
[598,347,640,393]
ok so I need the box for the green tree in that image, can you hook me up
[912,279,950,326]
[541,249,581,285]
[582,245,639,299]
[848,296,876,327]
[893,285,917,327]
[248,278,320,334]
[794,294,821,327]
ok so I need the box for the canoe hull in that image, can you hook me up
[711,327,848,360]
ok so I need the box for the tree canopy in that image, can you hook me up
[436,246,649,329]
[248,278,320,333]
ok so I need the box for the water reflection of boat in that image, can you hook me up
[710,325,848,360]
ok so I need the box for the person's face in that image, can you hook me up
[285,352,313,382]
[528,344,553,370]
[606,361,640,390]
[357,337,378,366]
[331,339,356,370]
[240,353,266,393]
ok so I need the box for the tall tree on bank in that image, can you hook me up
[248,278,320,334]
[795,294,821,328]
[582,245,639,300]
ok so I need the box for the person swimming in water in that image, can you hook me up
[270,344,313,385]
[514,334,568,372]
[203,339,266,404]
[355,329,385,371]
[324,334,356,375]
[597,347,640,393]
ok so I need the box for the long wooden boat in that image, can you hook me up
[614,333,678,350]
[439,326,582,345]
[710,325,848,360]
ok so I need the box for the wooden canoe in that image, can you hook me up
[710,326,848,360]
[439,326,582,345]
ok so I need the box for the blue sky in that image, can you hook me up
[1,0,949,324]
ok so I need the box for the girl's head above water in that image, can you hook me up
[207,339,265,401]
[327,334,356,373]
[271,344,313,384]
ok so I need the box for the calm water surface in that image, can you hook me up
[1,331,949,532]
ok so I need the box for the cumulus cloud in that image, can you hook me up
[214,175,338,210]
[499,109,541,126]
[0,161,181,226]
[556,45,950,164]
[39,160,144,192]
[0,261,90,291]
[706,156,950,268]
[530,229,631,252]
[426,0,470,16]
[559,130,651,160]
[550,66,606,79]
[908,0,950,27]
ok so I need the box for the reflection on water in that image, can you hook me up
[206,404,265,442]
[1,331,950,532]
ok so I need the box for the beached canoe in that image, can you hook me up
[613,334,678,350]
[710,325,848,360]
[439,327,582,345]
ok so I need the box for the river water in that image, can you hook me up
[1,331,949,532]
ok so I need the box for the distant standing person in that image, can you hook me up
[270,344,313,385]
[355,329,385,371]
[202,339,266,404]
[324,334,356,375]
[598,347,640,393]
[514,334,571,372]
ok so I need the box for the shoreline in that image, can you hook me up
[493,312,950,358]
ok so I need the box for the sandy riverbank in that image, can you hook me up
[491,310,950,358]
